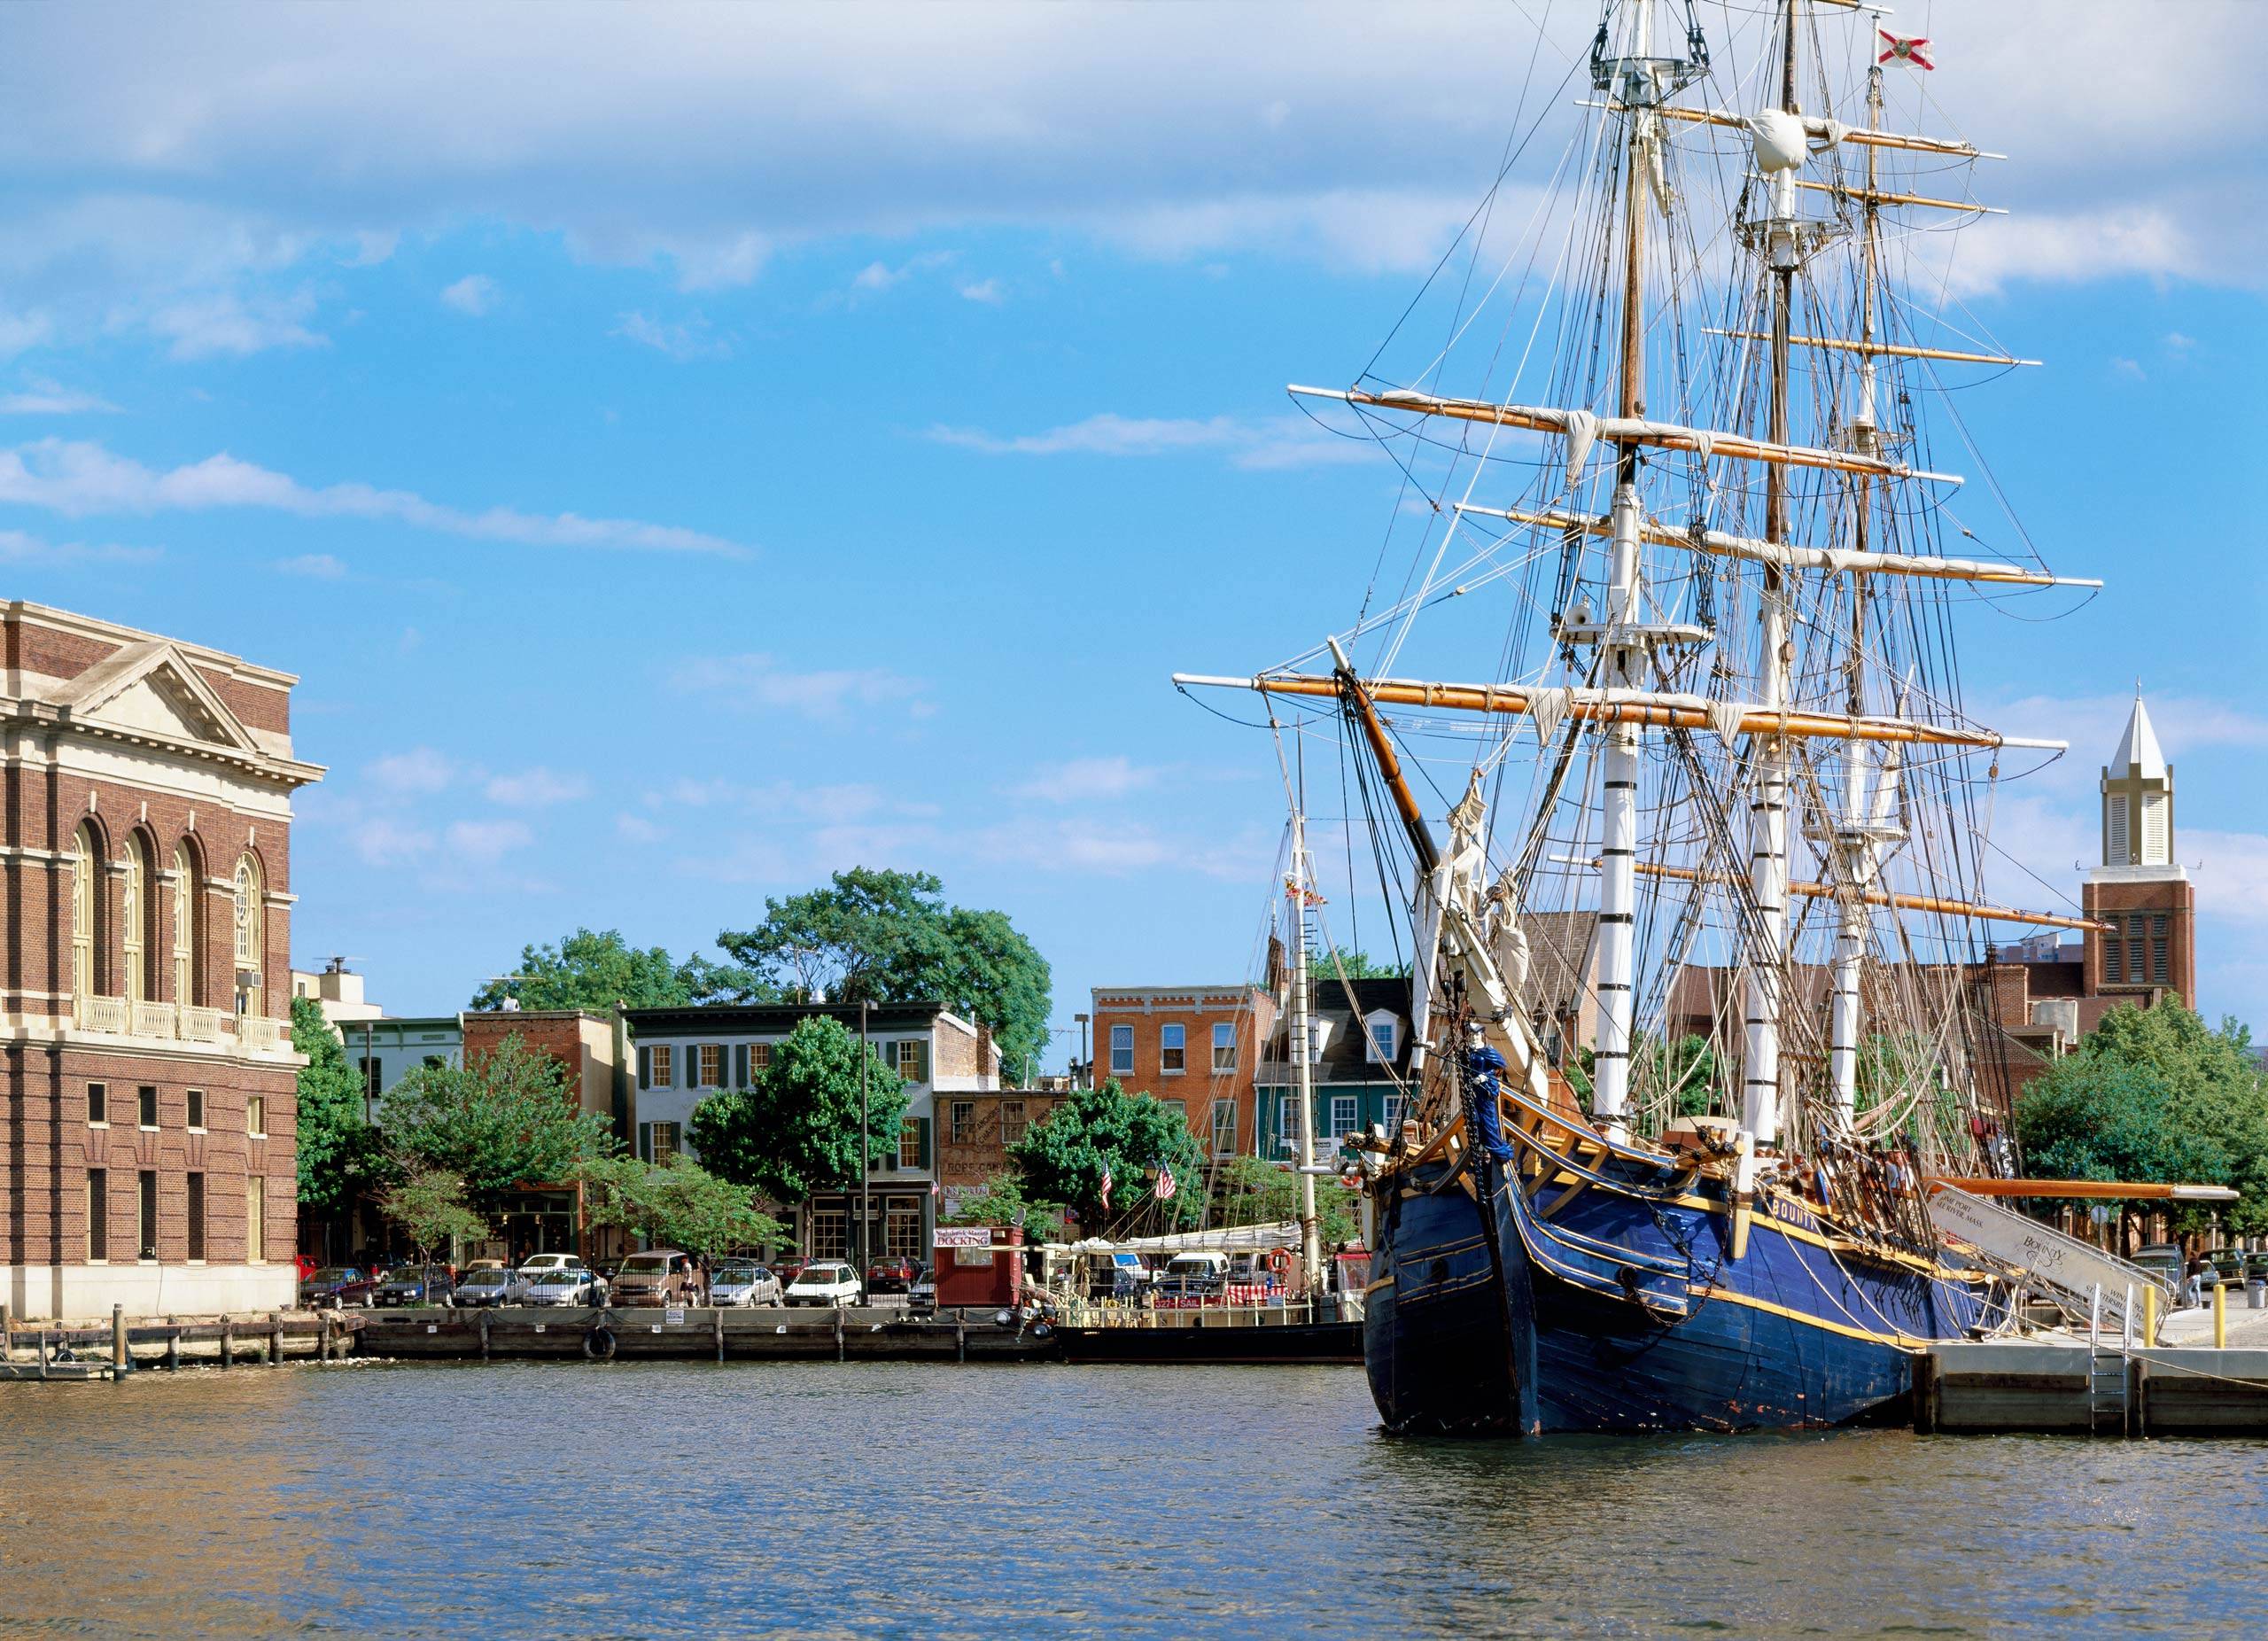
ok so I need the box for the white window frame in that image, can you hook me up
[1331,1094,1359,1140]
[1210,1098,1237,1155]
[1363,1011,1399,1065]
[1278,1093,1298,1156]
[1109,1023,1134,1077]
[1212,1022,1237,1072]
[1160,1023,1186,1075]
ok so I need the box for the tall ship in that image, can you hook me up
[1180,0,2103,1432]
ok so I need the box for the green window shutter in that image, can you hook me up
[734,1044,748,1088]
[639,1046,651,1089]
[914,1042,930,1084]
[917,1116,932,1172]
[639,1123,652,1163]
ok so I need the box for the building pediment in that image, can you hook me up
[55,641,262,757]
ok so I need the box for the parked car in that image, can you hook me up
[524,1269,607,1307]
[510,1252,588,1302]
[774,1254,810,1288]
[786,1261,864,1307]
[1084,1251,1152,1299]
[612,1248,703,1307]
[451,1266,517,1308]
[709,1259,783,1307]
[866,1256,919,1296]
[299,1266,381,1310]
[373,1264,455,1308]
[907,1263,936,1316]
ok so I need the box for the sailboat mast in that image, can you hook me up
[1287,812,1324,1288]
[1829,63,1887,1123]
[1742,0,1801,1149]
[1590,0,1657,1133]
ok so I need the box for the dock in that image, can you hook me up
[0,1307,361,1378]
[1915,1339,2268,1435]
[355,1304,1059,1363]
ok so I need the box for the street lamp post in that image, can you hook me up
[1074,1013,1091,1088]
[858,998,871,1277]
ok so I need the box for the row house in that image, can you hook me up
[936,1085,1061,1221]
[3,602,321,1320]
[1087,984,1276,1163]
[1254,976,1416,1160]
[624,1001,999,1263]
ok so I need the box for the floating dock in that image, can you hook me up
[356,1304,1058,1363]
[1915,1340,2268,1435]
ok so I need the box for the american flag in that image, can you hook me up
[1155,1164,1177,1202]
[1099,1164,1113,1211]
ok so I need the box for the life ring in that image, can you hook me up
[1268,1248,1293,1276]
[582,1325,617,1362]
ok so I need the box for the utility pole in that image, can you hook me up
[857,999,874,1277]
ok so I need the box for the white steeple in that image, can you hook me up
[2099,688,2176,873]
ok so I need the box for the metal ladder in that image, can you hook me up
[2085,1346,2129,1435]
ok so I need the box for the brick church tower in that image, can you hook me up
[2081,693,2195,1005]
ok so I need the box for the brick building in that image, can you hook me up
[3,603,322,1320]
[624,1000,999,1263]
[1088,984,1277,1164]
[936,1084,1062,1217]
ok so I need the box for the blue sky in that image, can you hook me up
[3,2,2262,1050]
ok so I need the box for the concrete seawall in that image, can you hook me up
[357,1305,1058,1364]
[1916,1342,2268,1435]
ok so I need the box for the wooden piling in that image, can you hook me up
[220,1314,233,1369]
[1911,1351,1938,1434]
[266,1311,281,1365]
[479,1309,492,1363]
[835,1304,845,1362]
[957,1311,967,1364]
[36,1330,48,1380]
[166,1317,180,1372]
[713,1307,725,1364]
[113,1303,127,1373]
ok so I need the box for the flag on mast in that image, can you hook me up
[1156,1164,1177,1202]
[1876,27,1934,70]
[1099,1164,1113,1212]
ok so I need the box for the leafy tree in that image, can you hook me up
[291,995,390,1212]
[467,927,744,1013]
[1214,1155,1361,1248]
[712,867,1053,1082]
[377,1167,488,1263]
[2016,1001,2268,1235]
[381,1033,617,1209]
[687,1016,906,1203]
[1635,1033,1720,1120]
[579,1155,783,1256]
[1309,950,1410,983]
[941,1172,1068,1244]
[1010,1078,1206,1232]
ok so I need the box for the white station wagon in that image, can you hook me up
[785,1261,864,1307]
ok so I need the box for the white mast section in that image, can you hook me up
[1287,813,1323,1285]
[1587,0,1666,1136]
[1742,2,1803,1155]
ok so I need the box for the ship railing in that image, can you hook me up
[1057,1293,1354,1330]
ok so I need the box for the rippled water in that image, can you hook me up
[2,1360,2263,1637]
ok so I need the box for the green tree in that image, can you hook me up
[377,1167,488,1263]
[1214,1155,1361,1247]
[1635,1032,1720,1120]
[1309,949,1410,983]
[291,995,389,1213]
[381,1033,617,1209]
[1010,1078,1206,1232]
[712,867,1053,1082]
[467,927,743,1013]
[579,1155,783,1256]
[941,1172,1068,1244]
[687,1015,906,1203]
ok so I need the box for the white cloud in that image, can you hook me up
[2189,831,2268,928]
[661,778,890,824]
[617,813,666,844]
[447,818,534,863]
[485,766,590,806]
[0,526,157,565]
[612,310,730,361]
[367,746,454,797]
[439,273,500,315]
[0,377,116,414]
[973,815,1267,881]
[671,653,927,719]
[275,551,346,579]
[957,277,1004,305]
[0,437,748,555]
[144,286,324,360]
[927,411,1371,471]
[1012,755,1160,803]
[351,815,436,867]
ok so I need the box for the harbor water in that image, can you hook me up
[2,1360,2262,1637]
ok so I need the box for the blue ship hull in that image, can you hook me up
[1365,1149,1979,1435]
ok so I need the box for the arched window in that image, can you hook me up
[69,823,97,1001]
[233,852,264,1015]
[121,833,151,1004]
[172,843,198,1007]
